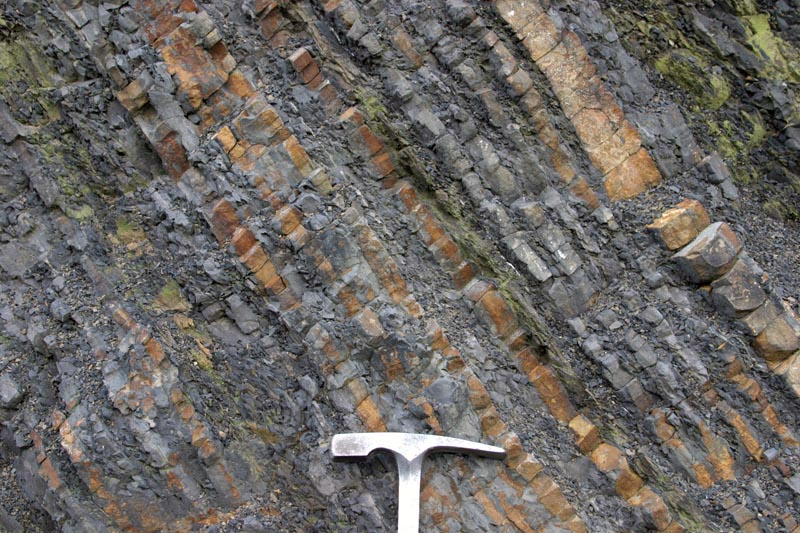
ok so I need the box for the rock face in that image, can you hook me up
[0,1,799,532]
[647,198,710,250]
[672,222,743,283]
[711,256,767,317]
[754,310,800,362]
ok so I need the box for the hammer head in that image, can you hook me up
[331,432,506,463]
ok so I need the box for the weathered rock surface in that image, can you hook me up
[647,198,711,250]
[0,0,799,532]
[754,308,800,361]
[672,222,743,283]
[711,255,768,317]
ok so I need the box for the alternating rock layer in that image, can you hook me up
[0,1,799,531]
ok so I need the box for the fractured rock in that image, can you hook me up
[753,308,800,362]
[647,198,710,250]
[710,255,768,317]
[672,222,742,283]
[738,297,781,336]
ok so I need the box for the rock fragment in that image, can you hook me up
[710,256,767,317]
[672,222,742,283]
[647,198,710,250]
[753,308,800,362]
[0,375,23,408]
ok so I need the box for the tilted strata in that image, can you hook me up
[0,0,798,532]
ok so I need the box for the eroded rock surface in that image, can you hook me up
[1,1,799,532]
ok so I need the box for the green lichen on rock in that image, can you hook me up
[702,109,769,184]
[354,87,388,120]
[0,37,61,127]
[153,278,191,313]
[655,49,731,110]
[742,14,800,83]
[190,348,213,371]
[66,204,94,221]
[115,217,146,246]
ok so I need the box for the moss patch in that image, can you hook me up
[742,14,800,83]
[66,204,94,221]
[190,347,213,371]
[153,279,191,313]
[115,217,147,246]
[655,49,731,110]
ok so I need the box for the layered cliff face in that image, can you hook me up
[1,0,799,531]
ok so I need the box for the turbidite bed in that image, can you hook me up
[1,0,800,531]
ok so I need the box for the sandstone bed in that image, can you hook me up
[1,0,799,531]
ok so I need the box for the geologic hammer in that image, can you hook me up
[332,432,507,533]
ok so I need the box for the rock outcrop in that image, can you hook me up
[0,0,799,531]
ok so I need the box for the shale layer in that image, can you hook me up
[1,0,799,531]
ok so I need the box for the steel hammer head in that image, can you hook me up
[331,432,506,463]
[332,433,506,532]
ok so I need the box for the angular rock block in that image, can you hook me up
[774,352,800,399]
[116,75,152,112]
[753,308,800,362]
[288,47,313,72]
[647,198,711,251]
[672,222,742,283]
[738,297,781,336]
[569,414,600,453]
[710,255,767,317]
[160,27,230,109]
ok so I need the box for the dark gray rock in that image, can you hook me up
[49,299,72,323]
[672,222,743,283]
[225,294,260,335]
[710,255,767,317]
[0,242,38,278]
[0,375,23,408]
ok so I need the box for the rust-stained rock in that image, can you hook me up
[160,27,229,109]
[627,487,672,531]
[12,0,800,531]
[210,198,240,243]
[355,396,387,432]
[615,461,644,499]
[116,77,151,112]
[351,124,384,157]
[738,297,782,336]
[672,221,743,283]
[753,309,800,362]
[520,12,560,61]
[154,130,191,179]
[603,149,661,201]
[648,199,711,250]
[589,443,624,472]
[586,121,643,175]
[772,352,800,399]
[475,290,518,339]
[496,0,544,37]
[569,414,600,453]
[288,47,313,72]
[528,365,577,423]
[370,150,395,178]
